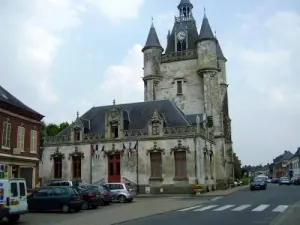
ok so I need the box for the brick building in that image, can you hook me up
[0,86,44,189]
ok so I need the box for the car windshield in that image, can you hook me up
[281,177,289,180]
[254,178,264,182]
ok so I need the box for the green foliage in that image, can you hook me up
[40,121,70,146]
[240,177,250,185]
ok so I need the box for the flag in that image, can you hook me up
[133,141,138,153]
[128,142,132,158]
[101,145,104,151]
[122,143,126,151]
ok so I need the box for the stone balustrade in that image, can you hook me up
[161,50,197,63]
[44,125,213,145]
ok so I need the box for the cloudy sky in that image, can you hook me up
[1,0,299,165]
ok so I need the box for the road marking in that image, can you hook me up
[178,205,202,211]
[213,205,235,211]
[231,204,252,211]
[194,205,218,211]
[252,204,270,212]
[211,197,223,201]
[272,205,289,213]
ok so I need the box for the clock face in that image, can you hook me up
[177,31,186,41]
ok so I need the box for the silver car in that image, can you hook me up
[104,183,136,203]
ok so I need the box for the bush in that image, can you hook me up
[240,177,250,185]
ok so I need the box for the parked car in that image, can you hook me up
[279,177,291,185]
[27,186,83,212]
[271,178,279,183]
[104,183,136,203]
[293,177,300,185]
[48,180,73,187]
[80,184,111,206]
[267,178,272,183]
[250,177,267,191]
[76,186,101,210]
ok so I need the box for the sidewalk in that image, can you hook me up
[201,185,249,196]
[135,185,249,198]
[57,198,210,225]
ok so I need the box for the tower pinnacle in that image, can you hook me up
[142,22,163,52]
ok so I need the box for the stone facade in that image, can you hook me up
[40,0,237,192]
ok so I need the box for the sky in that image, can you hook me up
[1,0,299,166]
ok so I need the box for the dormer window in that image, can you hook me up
[111,122,119,138]
[152,122,160,135]
[177,80,183,94]
[74,128,81,141]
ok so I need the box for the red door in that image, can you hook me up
[108,154,121,183]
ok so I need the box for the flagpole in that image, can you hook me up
[136,141,139,194]
[89,144,93,184]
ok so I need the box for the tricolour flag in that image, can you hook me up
[122,143,126,151]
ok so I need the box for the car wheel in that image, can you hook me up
[61,204,70,213]
[81,201,89,210]
[7,214,20,223]
[118,195,127,203]
[74,208,80,212]
[127,199,133,203]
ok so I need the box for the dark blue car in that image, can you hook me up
[250,177,267,191]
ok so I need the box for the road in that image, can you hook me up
[118,184,300,225]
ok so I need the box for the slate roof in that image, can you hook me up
[216,39,227,61]
[0,86,43,116]
[177,0,193,8]
[186,114,203,125]
[165,19,199,53]
[274,150,294,163]
[58,100,193,136]
[197,14,215,41]
[142,24,163,52]
[292,147,300,158]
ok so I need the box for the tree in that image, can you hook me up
[40,121,70,147]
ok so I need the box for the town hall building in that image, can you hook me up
[41,0,237,193]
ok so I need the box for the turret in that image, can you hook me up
[196,12,218,72]
[142,22,163,101]
[216,37,227,84]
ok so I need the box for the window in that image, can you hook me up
[174,151,187,178]
[17,126,25,150]
[72,156,81,179]
[150,152,162,178]
[177,80,183,94]
[30,130,37,153]
[152,122,160,135]
[2,121,11,149]
[177,40,186,52]
[54,187,68,196]
[10,182,18,197]
[35,188,52,197]
[19,182,26,197]
[74,129,80,141]
[111,122,118,138]
[54,157,62,179]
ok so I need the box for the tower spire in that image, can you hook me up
[197,10,215,42]
[142,21,163,52]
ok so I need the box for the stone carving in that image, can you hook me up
[203,143,209,156]
[108,106,122,123]
[44,125,213,146]
[104,143,121,156]
[161,50,197,63]
[146,141,165,155]
[50,147,65,160]
[73,111,83,130]
[68,146,84,160]
[151,109,161,122]
[170,140,190,154]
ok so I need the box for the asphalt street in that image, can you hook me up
[118,184,300,225]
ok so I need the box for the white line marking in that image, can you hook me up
[194,205,218,211]
[272,205,289,213]
[231,204,252,211]
[213,205,235,211]
[178,205,202,211]
[211,197,223,201]
[252,204,270,212]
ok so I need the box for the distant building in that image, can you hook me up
[0,86,44,189]
[290,148,300,178]
[273,150,294,178]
